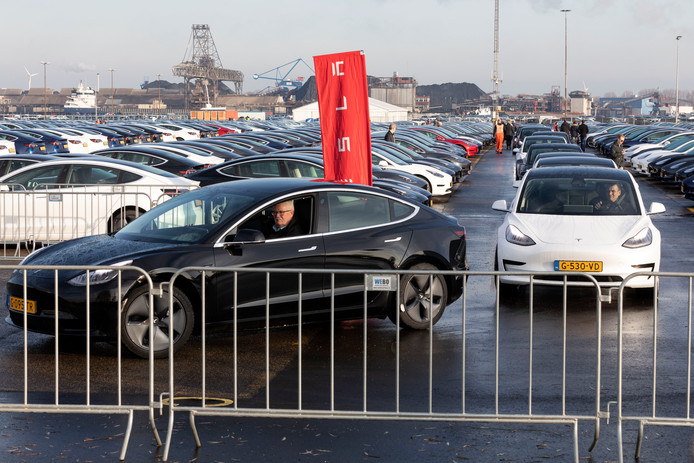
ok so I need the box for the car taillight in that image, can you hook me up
[162,132,172,136]
[181,169,197,176]
[68,140,81,144]
[188,132,196,136]
[90,139,102,143]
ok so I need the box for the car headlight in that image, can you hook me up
[67,260,133,286]
[505,224,536,246]
[622,228,652,249]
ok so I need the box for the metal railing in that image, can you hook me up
[0,184,196,259]
[161,268,606,462]
[616,271,694,462]
[0,264,161,460]
[3,265,694,461]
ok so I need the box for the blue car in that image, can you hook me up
[0,130,48,154]
[12,129,70,154]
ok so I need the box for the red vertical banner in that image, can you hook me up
[313,50,372,186]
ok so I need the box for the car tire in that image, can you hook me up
[392,263,447,329]
[109,208,142,233]
[121,285,194,359]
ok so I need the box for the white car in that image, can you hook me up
[150,122,201,141]
[36,127,109,154]
[624,132,694,163]
[0,158,198,243]
[629,139,694,175]
[371,150,453,198]
[492,166,665,292]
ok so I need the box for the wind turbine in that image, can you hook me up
[24,66,38,90]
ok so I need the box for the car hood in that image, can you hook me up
[515,214,647,245]
[22,234,180,267]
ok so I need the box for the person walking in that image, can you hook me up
[560,119,570,136]
[503,120,514,150]
[610,134,626,169]
[493,118,505,154]
[384,123,396,142]
[570,121,579,144]
[578,120,589,152]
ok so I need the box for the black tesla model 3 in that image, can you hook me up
[6,178,468,358]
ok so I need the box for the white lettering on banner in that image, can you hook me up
[336,96,347,111]
[331,61,345,77]
[338,137,351,152]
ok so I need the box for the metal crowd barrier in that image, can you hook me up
[616,271,694,463]
[161,268,606,462]
[0,184,196,259]
[0,264,161,461]
[4,265,694,462]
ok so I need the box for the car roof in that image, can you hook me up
[524,166,631,181]
[534,156,616,167]
[527,143,581,151]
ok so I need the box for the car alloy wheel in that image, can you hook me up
[121,285,194,358]
[395,262,447,329]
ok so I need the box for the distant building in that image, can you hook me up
[414,95,430,112]
[569,90,593,116]
[595,96,657,118]
[369,72,417,112]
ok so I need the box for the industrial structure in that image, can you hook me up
[171,24,244,110]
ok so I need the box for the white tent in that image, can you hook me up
[291,97,409,122]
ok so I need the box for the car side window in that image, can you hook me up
[5,165,64,189]
[327,192,393,232]
[236,196,314,239]
[283,161,323,178]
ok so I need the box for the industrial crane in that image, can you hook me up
[252,58,314,91]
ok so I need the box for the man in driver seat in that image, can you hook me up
[592,182,624,213]
[263,200,304,239]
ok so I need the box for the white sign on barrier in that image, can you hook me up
[366,274,396,291]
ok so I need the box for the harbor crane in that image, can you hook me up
[252,58,314,92]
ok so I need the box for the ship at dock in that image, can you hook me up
[63,81,97,115]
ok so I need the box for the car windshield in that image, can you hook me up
[517,175,640,215]
[117,186,258,243]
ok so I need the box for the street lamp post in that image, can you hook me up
[108,68,116,118]
[40,61,49,120]
[675,35,682,124]
[156,73,161,118]
[95,72,100,121]
[561,9,571,119]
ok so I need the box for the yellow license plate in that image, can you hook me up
[554,260,603,272]
[8,296,36,314]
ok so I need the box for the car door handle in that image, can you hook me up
[384,237,402,243]
[298,246,317,252]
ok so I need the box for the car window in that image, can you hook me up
[327,191,403,232]
[119,152,163,167]
[4,165,64,189]
[68,165,128,184]
[222,160,280,178]
[284,160,323,178]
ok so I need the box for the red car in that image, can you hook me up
[409,127,480,157]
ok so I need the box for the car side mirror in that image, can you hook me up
[233,228,266,243]
[647,202,666,215]
[492,199,509,212]
[378,160,388,167]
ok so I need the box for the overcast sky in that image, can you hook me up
[4,0,692,98]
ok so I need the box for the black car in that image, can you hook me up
[516,143,583,179]
[6,179,468,358]
[90,146,211,176]
[186,152,433,205]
